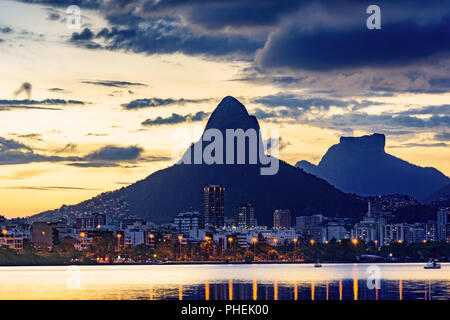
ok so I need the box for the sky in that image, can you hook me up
[0,0,449,218]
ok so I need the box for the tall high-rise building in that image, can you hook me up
[273,209,291,229]
[425,220,437,241]
[204,185,225,228]
[235,203,256,228]
[437,208,448,241]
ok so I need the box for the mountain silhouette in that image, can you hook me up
[426,183,450,202]
[36,96,366,225]
[296,133,450,202]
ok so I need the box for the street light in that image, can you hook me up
[310,239,315,246]
[80,232,86,249]
[228,237,233,249]
[352,238,358,246]
[252,237,258,256]
[273,238,278,246]
[117,233,122,251]
[292,237,298,261]
[1,229,7,236]
[178,235,183,260]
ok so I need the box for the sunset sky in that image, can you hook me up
[1,0,449,217]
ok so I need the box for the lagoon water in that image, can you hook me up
[0,263,449,300]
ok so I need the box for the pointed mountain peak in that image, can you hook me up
[205,96,259,132]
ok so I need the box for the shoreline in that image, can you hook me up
[0,260,440,267]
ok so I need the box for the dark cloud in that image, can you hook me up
[46,11,61,21]
[253,93,383,111]
[70,27,94,41]
[55,143,78,154]
[66,161,120,168]
[16,0,102,9]
[369,86,450,95]
[0,99,86,112]
[256,16,450,71]
[85,133,108,137]
[88,21,263,58]
[0,99,85,105]
[121,97,210,110]
[0,105,62,111]
[252,104,450,141]
[17,0,450,96]
[10,133,43,141]
[85,145,143,161]
[429,77,450,89]
[327,114,450,130]
[190,111,209,121]
[253,1,450,73]
[81,79,148,88]
[398,105,450,116]
[390,142,448,148]
[0,27,13,34]
[0,137,32,152]
[251,107,303,122]
[252,108,280,120]
[0,138,70,165]
[136,0,309,31]
[142,111,209,126]
[0,150,65,166]
[435,132,450,141]
[48,88,70,93]
[0,136,167,167]
[18,0,450,68]
[3,186,103,191]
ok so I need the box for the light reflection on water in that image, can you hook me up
[0,263,449,300]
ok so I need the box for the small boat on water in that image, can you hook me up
[314,260,322,268]
[424,259,441,269]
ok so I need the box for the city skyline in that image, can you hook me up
[1,0,450,217]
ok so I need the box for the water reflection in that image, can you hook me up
[294,282,298,300]
[0,263,448,300]
[253,278,257,300]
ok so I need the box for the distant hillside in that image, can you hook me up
[296,134,449,202]
[426,183,450,202]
